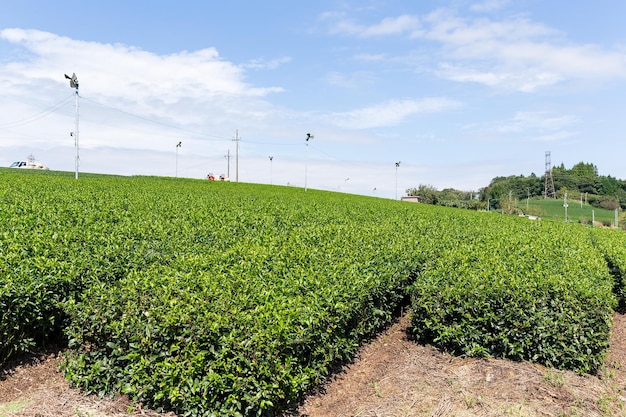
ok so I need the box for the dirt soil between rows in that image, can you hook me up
[2,313,626,417]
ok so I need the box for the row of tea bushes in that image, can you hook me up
[410,212,616,374]
[63,212,423,415]
[589,227,626,311]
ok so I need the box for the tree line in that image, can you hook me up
[406,162,626,212]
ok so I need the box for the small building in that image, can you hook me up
[401,196,420,203]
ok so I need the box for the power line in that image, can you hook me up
[242,139,299,147]
[0,94,74,129]
[306,143,336,160]
[81,96,232,141]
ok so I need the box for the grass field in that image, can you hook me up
[522,197,619,226]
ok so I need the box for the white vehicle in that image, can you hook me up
[9,155,49,170]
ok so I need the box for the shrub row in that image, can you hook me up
[410,212,616,374]
[63,211,421,415]
[0,172,208,365]
[589,227,626,311]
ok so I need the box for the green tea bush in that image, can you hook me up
[410,214,616,374]
[589,227,626,311]
[64,221,418,415]
[0,172,206,365]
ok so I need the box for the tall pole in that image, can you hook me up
[225,149,231,179]
[564,192,568,222]
[65,73,79,179]
[395,161,401,200]
[74,86,79,180]
[175,141,182,177]
[234,130,239,182]
[305,133,313,191]
[269,156,273,185]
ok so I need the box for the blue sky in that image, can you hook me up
[1,0,626,198]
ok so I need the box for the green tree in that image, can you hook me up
[406,184,438,205]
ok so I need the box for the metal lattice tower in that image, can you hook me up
[544,151,556,199]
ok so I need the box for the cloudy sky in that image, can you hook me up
[1,1,625,199]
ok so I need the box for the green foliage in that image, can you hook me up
[1,169,625,415]
[481,174,543,208]
[406,184,484,210]
[64,214,416,415]
[409,213,616,374]
[479,162,626,210]
[589,228,626,311]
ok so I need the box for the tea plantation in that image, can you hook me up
[1,169,624,416]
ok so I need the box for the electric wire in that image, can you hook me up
[81,96,232,141]
[1,94,339,171]
[0,94,74,129]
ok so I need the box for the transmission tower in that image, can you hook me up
[544,151,556,199]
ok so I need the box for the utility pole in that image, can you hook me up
[224,149,231,179]
[395,161,401,200]
[564,192,569,222]
[269,156,273,185]
[233,130,240,182]
[175,141,182,177]
[305,133,313,191]
[64,73,79,179]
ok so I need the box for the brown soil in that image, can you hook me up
[2,313,626,417]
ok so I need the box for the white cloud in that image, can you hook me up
[0,28,290,154]
[469,0,510,13]
[465,111,581,141]
[324,13,422,38]
[421,9,558,45]
[326,98,460,129]
[426,13,626,88]
[0,28,283,102]
[354,53,387,62]
[511,111,580,131]
[243,56,292,70]
[361,15,422,37]
[323,71,376,89]
[437,63,562,92]
[323,8,626,92]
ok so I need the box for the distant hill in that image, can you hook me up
[481,161,626,212]
[406,161,625,228]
